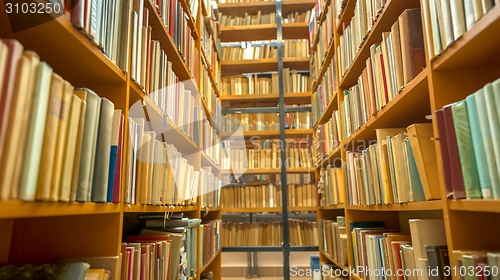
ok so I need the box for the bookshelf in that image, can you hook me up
[0,0,223,278]
[312,0,500,278]
[218,0,317,277]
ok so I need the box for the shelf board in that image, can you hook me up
[346,200,443,211]
[220,22,309,42]
[129,84,200,155]
[0,201,121,219]
[124,204,198,213]
[221,246,318,252]
[222,128,313,139]
[201,250,221,273]
[144,0,194,82]
[221,57,310,75]
[311,38,336,92]
[217,0,315,16]
[314,91,338,126]
[318,204,345,210]
[201,206,221,212]
[0,11,126,84]
[221,167,314,175]
[320,250,349,270]
[338,0,421,89]
[448,199,500,213]
[221,92,312,107]
[341,68,430,148]
[432,4,500,70]
[316,146,342,169]
[201,150,220,171]
[222,205,316,213]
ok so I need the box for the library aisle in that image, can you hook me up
[1,0,500,279]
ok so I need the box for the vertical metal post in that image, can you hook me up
[276,1,290,279]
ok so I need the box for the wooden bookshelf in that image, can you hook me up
[309,0,332,52]
[201,150,220,171]
[221,57,310,75]
[0,201,121,219]
[311,39,336,92]
[201,250,221,273]
[341,68,430,148]
[221,92,312,107]
[179,0,200,39]
[318,204,345,210]
[447,200,500,213]
[220,22,309,42]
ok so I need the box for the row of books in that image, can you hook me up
[220,183,318,208]
[125,118,202,205]
[284,10,313,23]
[199,167,222,208]
[70,0,129,72]
[436,78,500,200]
[338,5,426,92]
[222,111,312,132]
[219,12,276,26]
[283,39,309,59]
[221,220,318,247]
[0,259,118,280]
[340,9,425,139]
[315,110,341,163]
[345,124,439,205]
[200,220,222,268]
[309,2,334,78]
[453,250,500,280]
[318,165,345,206]
[125,213,201,280]
[201,21,221,87]
[221,145,315,170]
[423,0,498,59]
[313,0,330,22]
[336,0,388,76]
[319,216,348,266]
[0,40,124,203]
[349,219,447,280]
[311,60,338,124]
[130,0,197,88]
[200,66,222,128]
[221,172,315,186]
[220,69,311,96]
[221,44,278,60]
[201,116,221,165]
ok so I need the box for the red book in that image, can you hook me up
[379,52,390,105]
[169,0,175,38]
[443,104,466,199]
[434,109,454,199]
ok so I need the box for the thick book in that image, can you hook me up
[398,8,425,85]
[451,100,482,198]
[91,98,115,202]
[443,104,466,199]
[75,88,102,202]
[409,219,447,261]
[107,110,122,203]
[435,109,454,199]
[486,80,500,198]
[19,62,53,201]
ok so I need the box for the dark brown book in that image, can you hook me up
[435,109,454,199]
[443,105,466,199]
[398,8,426,85]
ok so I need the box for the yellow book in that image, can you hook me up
[36,73,64,201]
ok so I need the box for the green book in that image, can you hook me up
[451,100,481,198]
[403,138,426,202]
[484,83,500,199]
[466,92,492,198]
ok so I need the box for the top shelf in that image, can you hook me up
[218,0,315,16]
